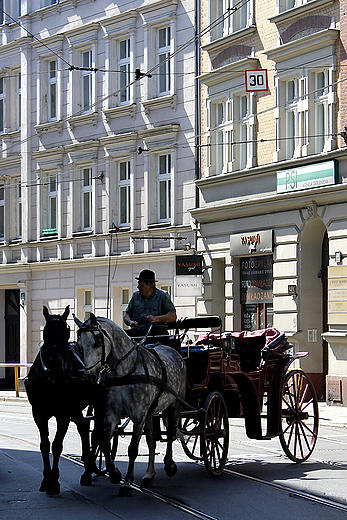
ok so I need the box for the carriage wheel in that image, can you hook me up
[201,392,229,476]
[180,413,204,461]
[279,369,319,462]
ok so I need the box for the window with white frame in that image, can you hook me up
[118,160,130,226]
[208,92,253,175]
[16,72,21,130]
[121,287,130,328]
[158,154,171,222]
[119,39,131,104]
[82,168,92,230]
[158,283,172,297]
[314,70,328,154]
[0,77,4,133]
[277,0,314,14]
[0,185,4,239]
[285,79,298,160]
[81,50,92,113]
[42,173,58,235]
[83,289,92,320]
[17,181,21,238]
[157,26,171,95]
[48,60,57,120]
[210,0,253,41]
[44,0,58,6]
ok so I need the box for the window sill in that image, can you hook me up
[72,230,94,238]
[142,94,176,116]
[68,112,98,131]
[203,26,257,54]
[35,120,63,137]
[104,103,136,123]
[269,0,334,24]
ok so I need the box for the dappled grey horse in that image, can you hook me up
[74,313,186,495]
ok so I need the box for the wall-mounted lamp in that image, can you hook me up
[335,251,342,264]
[288,285,297,298]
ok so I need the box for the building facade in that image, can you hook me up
[0,0,197,388]
[195,0,347,400]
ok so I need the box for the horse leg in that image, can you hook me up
[118,420,145,497]
[48,417,70,495]
[140,414,157,489]
[33,413,52,492]
[101,419,122,485]
[73,412,93,486]
[162,405,180,478]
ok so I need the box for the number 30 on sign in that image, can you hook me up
[245,70,268,92]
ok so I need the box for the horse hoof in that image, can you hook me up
[118,485,132,497]
[164,462,178,478]
[46,482,60,496]
[109,468,122,485]
[80,473,92,486]
[140,476,155,489]
[39,479,50,492]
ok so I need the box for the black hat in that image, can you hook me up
[135,269,157,283]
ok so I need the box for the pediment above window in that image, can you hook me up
[142,94,176,116]
[68,112,98,131]
[103,103,136,123]
[65,141,99,164]
[35,120,64,137]
[199,57,259,87]
[203,26,256,55]
[280,15,332,44]
[101,10,138,37]
[269,0,334,24]
[265,28,339,63]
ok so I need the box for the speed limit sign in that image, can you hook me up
[245,70,268,92]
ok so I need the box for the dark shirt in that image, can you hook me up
[125,287,176,334]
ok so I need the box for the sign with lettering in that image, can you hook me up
[240,255,273,304]
[328,266,347,325]
[277,160,336,194]
[176,255,203,276]
[175,276,202,297]
[230,229,273,256]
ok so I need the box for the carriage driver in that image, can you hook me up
[123,269,177,338]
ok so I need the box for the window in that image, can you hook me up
[0,185,4,239]
[210,0,253,41]
[119,39,130,104]
[16,72,21,130]
[158,284,172,297]
[17,182,21,238]
[314,71,328,154]
[48,60,57,120]
[81,51,92,113]
[42,173,58,235]
[121,288,130,328]
[44,0,58,6]
[157,27,170,95]
[208,93,253,175]
[0,1,3,25]
[82,168,92,230]
[158,154,171,222]
[277,0,314,14]
[285,79,298,159]
[83,289,92,321]
[118,161,130,226]
[0,77,4,133]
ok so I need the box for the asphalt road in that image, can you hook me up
[1,398,347,520]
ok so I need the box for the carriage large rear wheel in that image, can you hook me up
[201,392,229,476]
[279,369,319,462]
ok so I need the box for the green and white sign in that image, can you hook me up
[277,160,336,194]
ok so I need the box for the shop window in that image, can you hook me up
[240,255,273,330]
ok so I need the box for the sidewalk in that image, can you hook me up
[1,390,347,428]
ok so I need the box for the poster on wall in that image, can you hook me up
[240,255,273,304]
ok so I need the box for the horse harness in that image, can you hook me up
[78,322,186,407]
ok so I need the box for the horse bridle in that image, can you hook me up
[77,322,138,377]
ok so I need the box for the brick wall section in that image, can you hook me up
[280,15,331,43]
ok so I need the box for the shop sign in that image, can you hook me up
[175,276,202,297]
[328,266,347,324]
[277,160,336,194]
[230,229,273,256]
[176,255,203,275]
[240,255,273,304]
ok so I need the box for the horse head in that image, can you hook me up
[41,305,71,376]
[74,313,131,383]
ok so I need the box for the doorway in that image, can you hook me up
[5,290,20,388]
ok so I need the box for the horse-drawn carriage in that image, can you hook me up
[26,308,319,496]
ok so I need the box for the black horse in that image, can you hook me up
[25,305,94,495]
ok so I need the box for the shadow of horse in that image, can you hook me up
[24,305,94,495]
